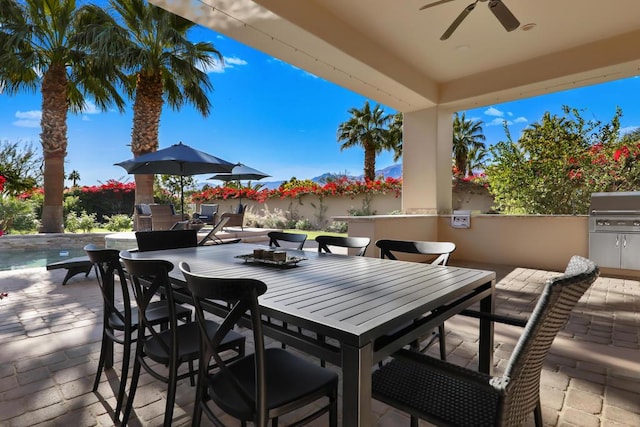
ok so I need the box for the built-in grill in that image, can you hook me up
[589,191,640,270]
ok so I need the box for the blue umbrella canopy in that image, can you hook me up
[209,163,271,182]
[115,142,235,213]
[115,142,234,176]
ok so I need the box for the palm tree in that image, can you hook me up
[0,0,125,232]
[337,101,399,180]
[465,145,488,176]
[387,112,404,162]
[68,170,81,187]
[84,0,222,205]
[453,112,486,177]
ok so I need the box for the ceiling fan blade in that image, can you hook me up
[488,0,520,32]
[440,2,476,40]
[419,0,456,11]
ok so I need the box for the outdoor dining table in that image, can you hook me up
[125,242,496,426]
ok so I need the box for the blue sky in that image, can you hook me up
[1,23,639,186]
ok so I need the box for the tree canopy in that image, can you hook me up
[487,106,626,214]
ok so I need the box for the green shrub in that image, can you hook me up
[104,214,133,231]
[326,221,348,233]
[295,218,313,230]
[66,211,98,233]
[0,196,39,233]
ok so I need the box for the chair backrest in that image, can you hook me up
[150,204,181,230]
[220,211,245,228]
[498,255,599,425]
[199,204,218,216]
[179,262,269,425]
[84,244,131,327]
[198,216,231,246]
[375,239,456,265]
[268,231,307,250]
[316,235,371,257]
[135,229,198,252]
[119,251,180,359]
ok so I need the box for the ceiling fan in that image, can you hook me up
[419,0,520,41]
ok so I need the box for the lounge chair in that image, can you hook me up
[198,217,240,246]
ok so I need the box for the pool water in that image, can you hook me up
[0,248,88,271]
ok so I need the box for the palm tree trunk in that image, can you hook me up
[131,74,163,205]
[39,66,68,233]
[364,144,376,180]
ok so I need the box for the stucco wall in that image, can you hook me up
[337,214,592,272]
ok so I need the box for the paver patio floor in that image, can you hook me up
[0,257,638,426]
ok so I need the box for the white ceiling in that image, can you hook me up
[151,0,640,112]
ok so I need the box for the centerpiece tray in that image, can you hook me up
[235,254,307,267]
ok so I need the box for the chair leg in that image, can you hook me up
[115,333,132,419]
[534,400,543,426]
[121,350,143,425]
[438,323,447,361]
[410,415,419,427]
[163,354,180,426]
[92,331,108,392]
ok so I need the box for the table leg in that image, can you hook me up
[341,341,373,427]
[478,281,495,374]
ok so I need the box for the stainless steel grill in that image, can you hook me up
[589,192,640,270]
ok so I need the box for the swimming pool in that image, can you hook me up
[0,248,88,271]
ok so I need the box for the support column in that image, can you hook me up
[402,107,454,214]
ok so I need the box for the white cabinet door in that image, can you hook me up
[621,233,640,270]
[589,233,621,268]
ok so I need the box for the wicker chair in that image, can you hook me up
[150,204,184,231]
[372,255,599,427]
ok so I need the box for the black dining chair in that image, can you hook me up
[316,235,371,256]
[83,244,193,422]
[375,239,456,361]
[372,255,599,427]
[134,229,198,252]
[119,251,246,426]
[267,231,307,250]
[179,262,339,427]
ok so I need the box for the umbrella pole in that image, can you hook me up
[180,175,184,218]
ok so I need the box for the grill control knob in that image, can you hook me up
[634,221,640,227]
[604,221,610,226]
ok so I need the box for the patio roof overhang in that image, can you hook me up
[150,0,640,113]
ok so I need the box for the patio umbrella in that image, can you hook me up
[209,163,271,206]
[115,142,235,214]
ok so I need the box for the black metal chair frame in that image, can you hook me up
[375,239,457,361]
[372,255,599,427]
[180,262,339,427]
[315,235,371,257]
[267,231,307,250]
[119,252,246,426]
[84,244,192,421]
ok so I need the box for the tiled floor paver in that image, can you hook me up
[0,257,638,426]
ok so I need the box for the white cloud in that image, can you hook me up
[202,55,248,74]
[507,111,513,117]
[487,117,509,126]
[13,110,41,128]
[513,116,528,123]
[81,100,99,114]
[82,115,91,121]
[484,106,504,117]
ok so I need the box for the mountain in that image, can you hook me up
[258,164,402,189]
